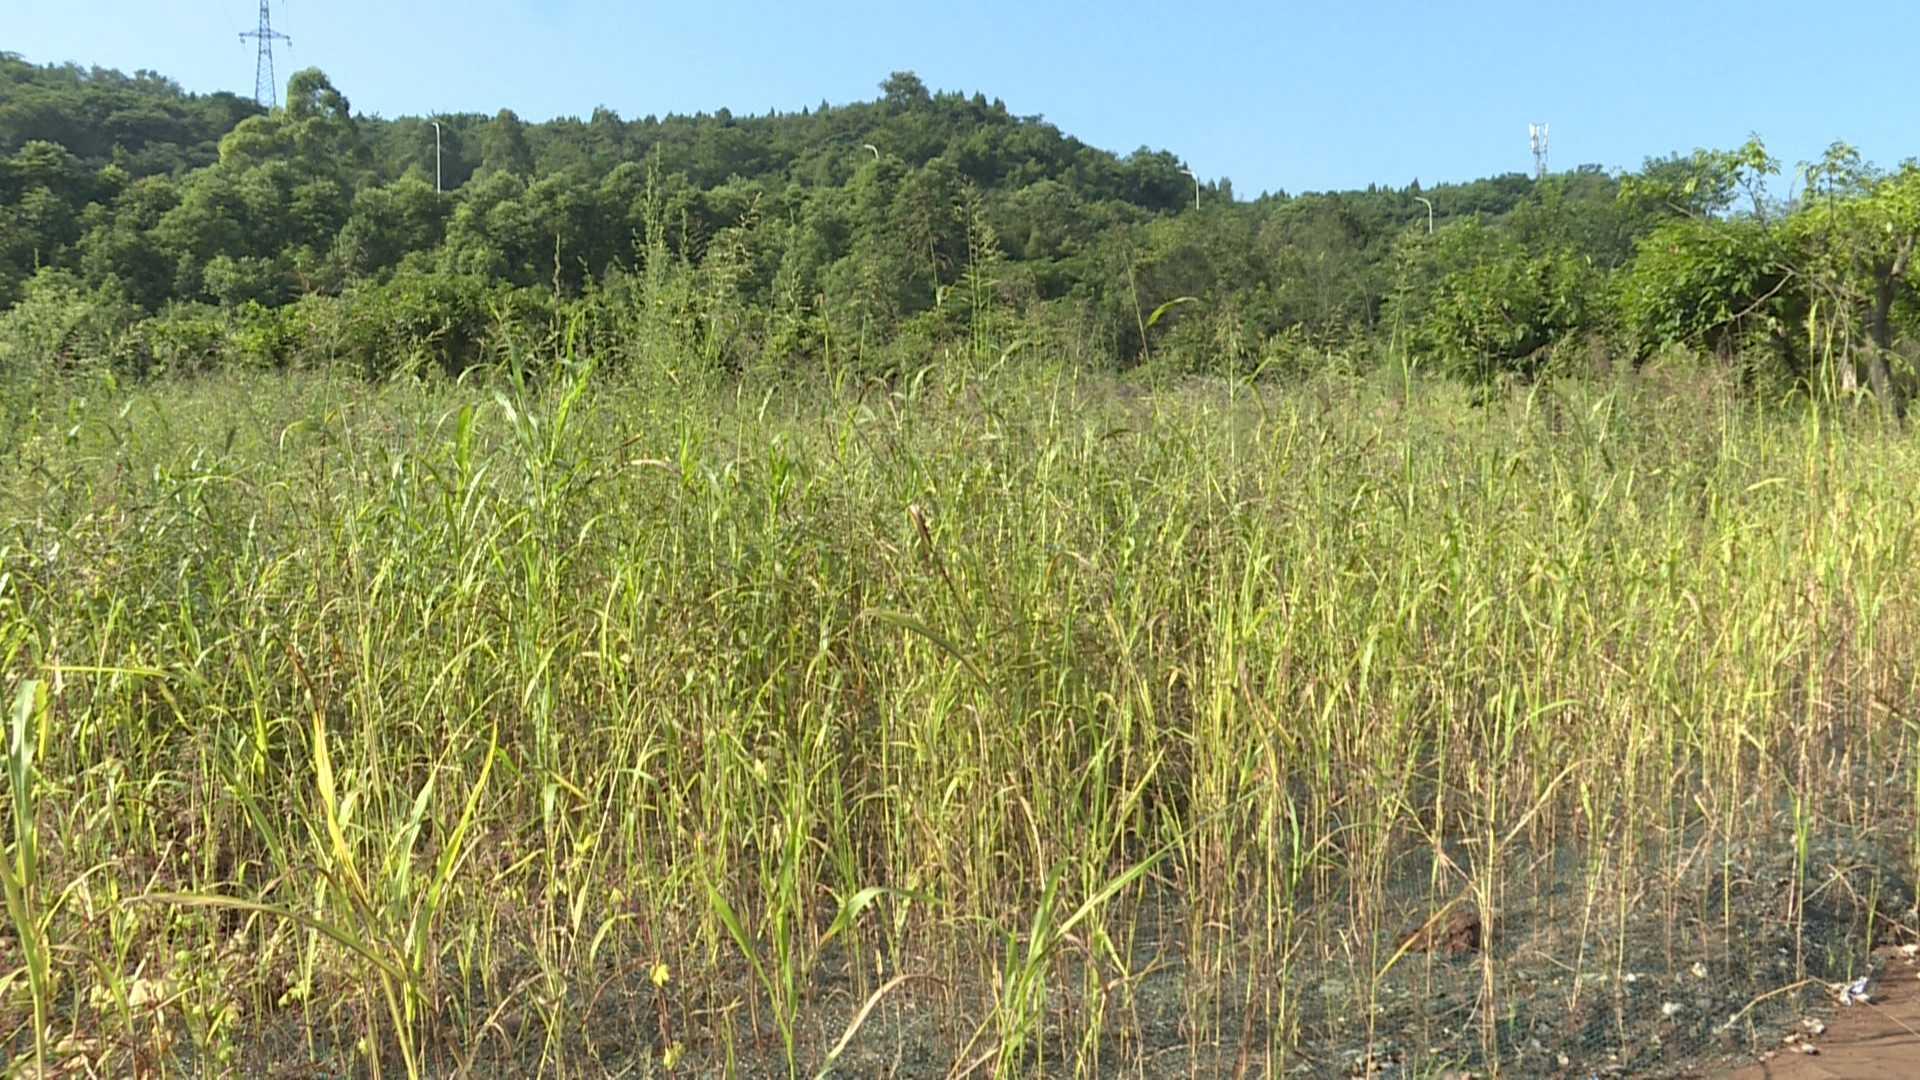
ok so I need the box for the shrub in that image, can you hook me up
[1614,216,1793,363]
[0,268,140,375]
[316,269,504,378]
[1409,247,1599,383]
[128,303,232,376]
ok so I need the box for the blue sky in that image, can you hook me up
[11,1,1916,197]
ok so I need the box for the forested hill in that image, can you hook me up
[3,51,1914,403]
[0,54,1552,294]
[0,53,1568,354]
[6,58,1211,205]
[0,55,262,177]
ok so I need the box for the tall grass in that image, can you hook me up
[1,355,1917,1075]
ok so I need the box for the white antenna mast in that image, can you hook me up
[1529,122,1550,180]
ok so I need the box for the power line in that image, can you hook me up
[239,2,291,109]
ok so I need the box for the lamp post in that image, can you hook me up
[1413,195,1434,234]
[861,143,879,161]
[430,120,443,193]
[1180,166,1200,210]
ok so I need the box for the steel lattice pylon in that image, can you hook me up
[239,2,291,108]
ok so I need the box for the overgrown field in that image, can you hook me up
[3,356,1918,1077]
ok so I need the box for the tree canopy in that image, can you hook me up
[1,53,1914,408]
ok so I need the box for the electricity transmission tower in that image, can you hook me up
[1529,122,1550,181]
[240,2,291,108]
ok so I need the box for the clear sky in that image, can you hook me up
[10,1,1915,197]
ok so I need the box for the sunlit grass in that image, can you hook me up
[2,356,1916,1075]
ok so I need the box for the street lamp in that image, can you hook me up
[861,143,879,161]
[430,120,443,193]
[1180,167,1200,210]
[1413,195,1434,234]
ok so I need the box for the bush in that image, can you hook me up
[305,269,506,378]
[0,268,140,375]
[1614,216,1793,363]
[1409,247,1599,383]
[127,303,232,376]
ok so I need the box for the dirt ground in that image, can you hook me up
[210,829,1908,1077]
[1719,947,1920,1079]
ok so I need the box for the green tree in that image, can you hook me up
[479,109,535,177]
[1615,216,1791,363]
[1408,239,1599,382]
[332,176,450,280]
[1789,146,1920,412]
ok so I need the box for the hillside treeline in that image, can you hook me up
[2,55,1915,406]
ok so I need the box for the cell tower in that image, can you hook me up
[1529,122,1550,180]
[240,2,291,109]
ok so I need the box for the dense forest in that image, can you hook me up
[2,52,1915,406]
